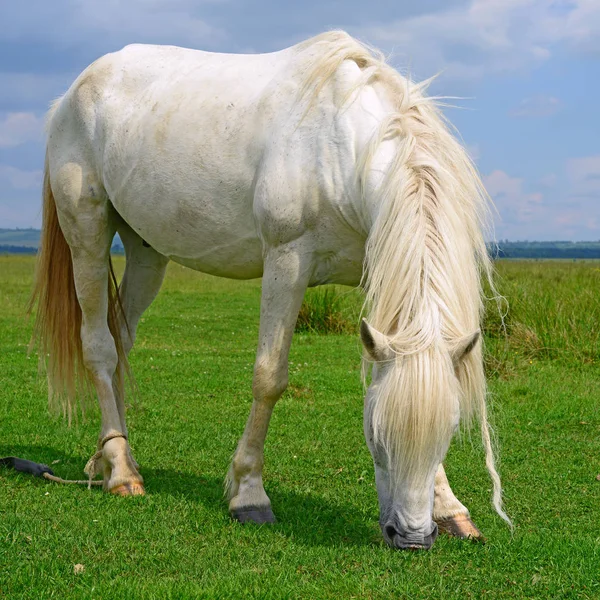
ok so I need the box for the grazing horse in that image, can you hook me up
[31,31,509,550]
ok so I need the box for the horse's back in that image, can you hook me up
[46,35,375,283]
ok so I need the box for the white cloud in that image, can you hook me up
[509,95,561,118]
[552,205,600,241]
[539,173,557,188]
[0,165,42,190]
[544,0,600,55]
[357,0,550,82]
[72,1,227,48]
[0,1,228,50]
[0,112,44,148]
[567,155,600,198]
[0,165,43,228]
[484,169,547,238]
[485,169,543,219]
[485,160,600,240]
[355,0,600,82]
[0,199,41,229]
[0,72,72,112]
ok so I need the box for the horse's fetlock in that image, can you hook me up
[232,454,261,478]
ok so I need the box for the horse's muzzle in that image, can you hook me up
[383,521,438,550]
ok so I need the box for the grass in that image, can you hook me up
[295,286,360,334]
[486,262,600,362]
[1,255,599,599]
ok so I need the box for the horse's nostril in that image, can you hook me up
[385,524,397,540]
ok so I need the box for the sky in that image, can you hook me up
[0,0,598,241]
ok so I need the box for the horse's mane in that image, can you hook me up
[296,31,509,524]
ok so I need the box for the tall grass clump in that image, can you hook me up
[484,260,600,366]
[295,286,359,334]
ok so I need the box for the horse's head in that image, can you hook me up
[360,319,480,550]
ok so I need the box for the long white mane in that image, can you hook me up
[297,32,509,524]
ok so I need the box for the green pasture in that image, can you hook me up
[1,256,599,599]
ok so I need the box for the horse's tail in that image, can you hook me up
[29,152,127,423]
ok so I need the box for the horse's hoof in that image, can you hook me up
[436,515,485,542]
[231,506,276,524]
[110,481,145,497]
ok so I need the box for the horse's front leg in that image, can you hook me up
[433,464,484,540]
[226,242,311,524]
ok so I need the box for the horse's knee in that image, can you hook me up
[253,359,288,402]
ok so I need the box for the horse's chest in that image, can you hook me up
[309,236,365,287]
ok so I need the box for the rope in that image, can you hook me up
[43,472,103,486]
[1,432,129,488]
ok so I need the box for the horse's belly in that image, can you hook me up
[134,218,263,279]
[111,182,264,279]
[168,241,264,279]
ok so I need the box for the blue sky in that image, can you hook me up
[0,0,598,240]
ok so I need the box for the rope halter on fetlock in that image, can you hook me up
[84,432,128,489]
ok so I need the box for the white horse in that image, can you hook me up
[31,31,509,550]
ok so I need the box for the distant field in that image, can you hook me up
[0,229,40,250]
[2,229,600,258]
[1,256,599,599]
[0,229,123,254]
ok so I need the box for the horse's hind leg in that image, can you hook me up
[112,220,169,436]
[433,464,484,540]
[51,164,143,495]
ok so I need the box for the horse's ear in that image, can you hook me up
[360,319,392,362]
[451,330,480,366]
